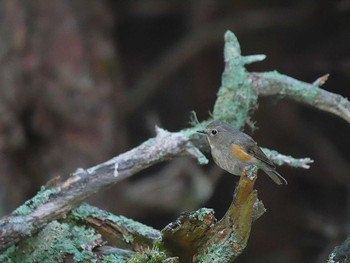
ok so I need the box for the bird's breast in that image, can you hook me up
[210,143,245,175]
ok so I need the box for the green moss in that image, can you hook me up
[13,186,59,216]
[0,221,101,263]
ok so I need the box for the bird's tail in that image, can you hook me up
[263,168,288,185]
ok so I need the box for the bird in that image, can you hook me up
[197,120,287,185]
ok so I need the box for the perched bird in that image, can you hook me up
[197,120,287,185]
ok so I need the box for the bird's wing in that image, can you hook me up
[248,144,275,169]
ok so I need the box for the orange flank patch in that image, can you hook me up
[232,144,252,161]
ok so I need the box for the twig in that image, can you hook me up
[262,148,313,169]
[313,73,329,87]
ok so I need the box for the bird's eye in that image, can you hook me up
[211,129,218,135]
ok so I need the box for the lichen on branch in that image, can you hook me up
[213,31,259,129]
[250,71,350,124]
[1,30,347,262]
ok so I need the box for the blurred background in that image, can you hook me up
[0,1,349,262]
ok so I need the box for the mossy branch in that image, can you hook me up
[193,167,262,262]
[0,30,347,261]
[0,203,162,262]
[0,128,207,252]
[250,72,350,124]
[213,31,350,127]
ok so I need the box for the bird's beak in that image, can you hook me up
[197,130,207,134]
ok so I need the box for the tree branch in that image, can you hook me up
[194,166,262,262]
[161,166,264,263]
[0,126,310,253]
[262,148,313,169]
[0,128,206,252]
[2,30,343,261]
[249,71,350,124]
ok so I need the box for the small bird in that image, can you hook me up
[197,120,287,185]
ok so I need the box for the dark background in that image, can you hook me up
[0,1,349,262]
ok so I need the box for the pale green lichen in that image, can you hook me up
[213,31,258,130]
[327,252,336,263]
[72,203,161,243]
[327,238,350,263]
[13,186,59,216]
[245,165,258,181]
[105,213,158,242]
[266,71,321,101]
[182,124,207,137]
[190,208,215,222]
[262,148,313,168]
[196,154,209,165]
[0,220,101,263]
[1,217,34,236]
[194,234,246,263]
[242,54,266,65]
[0,246,16,263]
